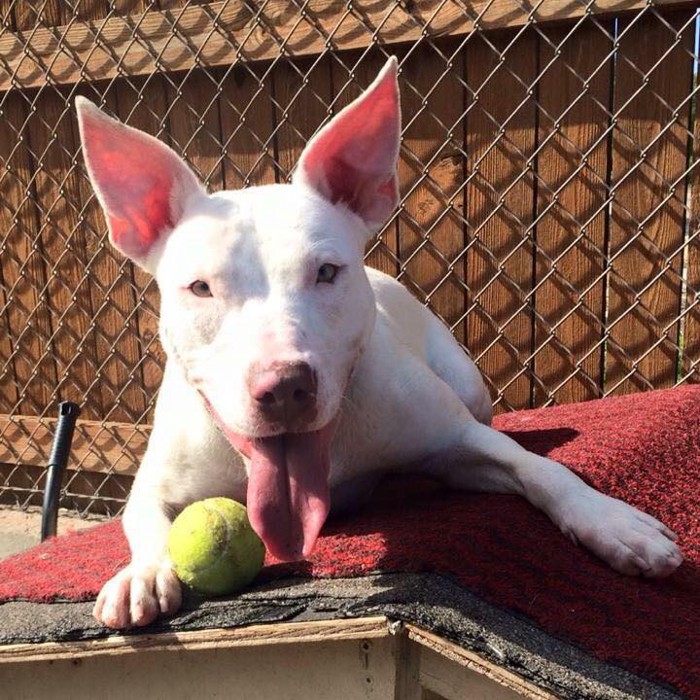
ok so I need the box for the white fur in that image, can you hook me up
[78,59,682,630]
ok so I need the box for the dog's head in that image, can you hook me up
[77,58,401,561]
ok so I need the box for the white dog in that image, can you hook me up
[76,57,682,630]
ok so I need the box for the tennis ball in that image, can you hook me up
[168,497,265,596]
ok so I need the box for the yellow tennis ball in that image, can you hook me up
[168,497,265,596]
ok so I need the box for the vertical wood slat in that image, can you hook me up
[35,87,108,417]
[533,22,612,405]
[272,56,333,183]
[3,2,65,418]
[219,64,278,189]
[0,4,21,413]
[112,75,170,424]
[167,73,226,192]
[465,31,538,412]
[606,11,694,396]
[91,1,164,427]
[61,62,154,506]
[65,0,144,424]
[398,43,468,346]
[0,90,54,415]
[40,1,121,423]
[684,87,700,376]
[0,226,15,410]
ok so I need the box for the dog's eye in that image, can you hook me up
[317,263,339,284]
[189,280,212,298]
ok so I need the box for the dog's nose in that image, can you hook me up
[248,362,318,428]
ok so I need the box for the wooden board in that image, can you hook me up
[398,42,468,345]
[0,89,53,416]
[64,1,145,425]
[166,70,226,191]
[0,623,397,700]
[2,0,699,91]
[0,616,390,663]
[0,3,25,412]
[32,85,107,417]
[67,0,152,426]
[464,31,538,412]
[606,11,693,395]
[271,55,333,184]
[1,3,64,418]
[112,75,171,424]
[0,414,149,475]
[533,22,612,405]
[682,81,700,379]
[219,62,277,188]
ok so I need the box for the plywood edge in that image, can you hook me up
[405,624,558,700]
[1,0,696,91]
[0,616,391,664]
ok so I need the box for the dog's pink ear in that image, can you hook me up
[293,57,401,231]
[76,97,203,267]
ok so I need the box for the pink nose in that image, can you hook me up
[248,362,317,428]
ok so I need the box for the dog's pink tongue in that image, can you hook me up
[246,429,332,562]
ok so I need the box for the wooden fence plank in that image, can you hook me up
[2,0,699,91]
[31,87,107,419]
[219,63,277,189]
[0,414,148,474]
[0,254,15,412]
[272,55,333,184]
[533,22,612,405]
[0,47,14,410]
[465,31,538,412]
[59,0,146,425]
[398,43,468,346]
[11,0,61,30]
[8,0,110,424]
[606,12,693,395]
[104,0,161,424]
[0,92,37,414]
[683,86,700,378]
[113,75,171,424]
[0,5,61,417]
[167,72,226,191]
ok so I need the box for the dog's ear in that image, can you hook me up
[293,56,401,233]
[76,97,204,269]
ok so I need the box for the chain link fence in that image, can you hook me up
[1,0,700,515]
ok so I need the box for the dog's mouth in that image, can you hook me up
[201,394,335,562]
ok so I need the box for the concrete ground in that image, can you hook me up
[0,506,106,560]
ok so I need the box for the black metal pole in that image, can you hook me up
[41,401,81,542]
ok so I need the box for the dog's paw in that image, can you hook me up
[93,563,182,629]
[557,492,683,577]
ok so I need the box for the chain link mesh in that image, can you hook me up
[1,0,699,514]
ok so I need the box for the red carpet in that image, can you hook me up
[1,386,699,696]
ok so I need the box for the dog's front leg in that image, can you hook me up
[93,484,181,629]
[442,420,683,578]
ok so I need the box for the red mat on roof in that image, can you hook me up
[2,386,699,696]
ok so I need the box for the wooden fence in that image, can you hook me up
[1,0,699,512]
